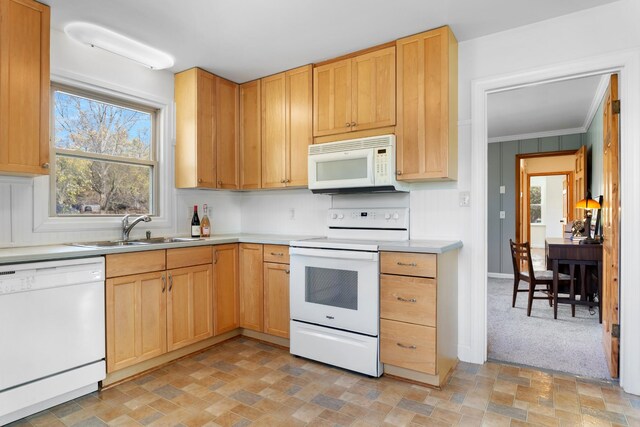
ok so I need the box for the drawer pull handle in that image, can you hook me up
[161,274,166,293]
[396,296,417,303]
[396,343,417,350]
[270,252,284,256]
[397,262,417,267]
[168,273,173,292]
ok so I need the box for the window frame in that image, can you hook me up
[49,83,159,217]
[530,184,543,224]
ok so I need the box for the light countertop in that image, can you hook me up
[0,234,462,265]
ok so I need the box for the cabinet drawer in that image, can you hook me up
[106,250,166,278]
[263,244,290,264]
[167,246,213,269]
[380,319,436,375]
[380,274,436,326]
[381,252,436,278]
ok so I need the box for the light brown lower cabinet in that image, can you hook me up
[213,244,240,335]
[167,264,213,351]
[263,262,290,338]
[239,243,264,332]
[106,271,167,373]
[379,250,458,387]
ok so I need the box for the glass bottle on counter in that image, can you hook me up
[191,205,200,238]
[201,204,211,237]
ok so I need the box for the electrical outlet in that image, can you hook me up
[500,185,506,194]
[289,208,295,220]
[459,191,471,207]
[500,211,506,219]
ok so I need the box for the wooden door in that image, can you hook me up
[261,72,286,188]
[519,159,529,244]
[0,0,50,175]
[216,76,239,189]
[106,272,167,372]
[602,74,620,378]
[574,145,587,221]
[286,65,313,187]
[239,80,261,189]
[213,244,239,335]
[167,264,213,351]
[264,262,290,338]
[313,59,352,137]
[239,243,264,332]
[351,46,396,132]
[396,26,457,181]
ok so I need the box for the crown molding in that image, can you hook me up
[488,127,586,144]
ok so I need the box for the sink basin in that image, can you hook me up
[68,237,203,248]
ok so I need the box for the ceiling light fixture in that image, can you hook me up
[64,22,174,70]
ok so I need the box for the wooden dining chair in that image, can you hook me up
[509,239,572,316]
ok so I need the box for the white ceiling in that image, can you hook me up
[42,0,618,83]
[487,75,607,142]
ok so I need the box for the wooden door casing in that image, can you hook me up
[106,271,167,373]
[0,0,50,175]
[602,74,620,378]
[239,243,264,332]
[213,244,239,335]
[263,262,290,338]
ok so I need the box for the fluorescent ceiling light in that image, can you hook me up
[64,22,174,70]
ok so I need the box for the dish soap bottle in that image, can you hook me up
[191,205,200,238]
[201,204,211,237]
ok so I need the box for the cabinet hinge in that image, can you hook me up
[612,100,621,115]
[612,323,620,338]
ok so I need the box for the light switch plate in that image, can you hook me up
[500,185,506,194]
[500,211,506,219]
[459,191,471,207]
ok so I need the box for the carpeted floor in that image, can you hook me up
[487,277,611,380]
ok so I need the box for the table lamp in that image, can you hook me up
[575,195,601,244]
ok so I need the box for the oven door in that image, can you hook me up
[308,148,375,191]
[289,247,379,336]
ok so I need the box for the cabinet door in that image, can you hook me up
[261,73,286,188]
[396,27,457,181]
[0,0,50,175]
[351,47,396,132]
[239,243,264,332]
[106,272,167,372]
[313,59,352,137]
[286,65,312,187]
[213,244,239,335]
[239,80,261,189]
[264,262,290,338]
[216,76,239,189]
[167,264,213,351]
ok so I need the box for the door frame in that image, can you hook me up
[514,150,577,244]
[469,49,640,394]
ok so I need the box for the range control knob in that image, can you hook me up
[384,213,391,220]
[331,213,338,219]
[338,214,344,219]
[392,212,400,220]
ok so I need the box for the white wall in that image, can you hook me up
[543,175,565,239]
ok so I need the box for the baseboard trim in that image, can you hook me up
[488,272,514,279]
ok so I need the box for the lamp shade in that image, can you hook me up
[64,22,174,70]
[576,198,601,209]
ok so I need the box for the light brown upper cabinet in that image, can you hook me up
[0,0,50,176]
[239,80,261,189]
[261,65,312,188]
[396,26,458,181]
[175,68,239,189]
[313,46,396,138]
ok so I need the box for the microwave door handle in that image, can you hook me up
[290,247,378,261]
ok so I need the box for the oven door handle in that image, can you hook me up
[290,247,378,261]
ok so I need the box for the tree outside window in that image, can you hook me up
[52,86,157,216]
[530,185,542,224]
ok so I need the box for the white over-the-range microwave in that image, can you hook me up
[307,134,410,194]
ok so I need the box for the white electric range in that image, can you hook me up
[289,207,409,377]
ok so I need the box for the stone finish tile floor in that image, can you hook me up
[8,337,640,427]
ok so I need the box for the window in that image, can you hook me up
[51,85,157,216]
[530,185,542,223]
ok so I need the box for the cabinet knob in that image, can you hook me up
[198,178,203,183]
[351,122,356,127]
[346,123,351,127]
[285,179,290,183]
[280,179,285,183]
[285,270,290,274]
[41,162,50,169]
[396,171,403,176]
[217,180,222,185]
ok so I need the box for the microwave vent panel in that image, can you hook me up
[309,135,394,155]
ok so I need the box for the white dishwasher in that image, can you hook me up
[0,257,106,425]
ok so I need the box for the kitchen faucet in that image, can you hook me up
[121,214,151,241]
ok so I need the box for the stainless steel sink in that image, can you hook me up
[68,236,203,248]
